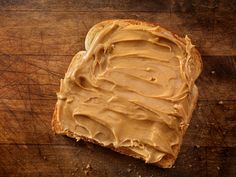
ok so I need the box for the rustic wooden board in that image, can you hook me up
[0,1,235,177]
[0,145,235,177]
[0,55,235,101]
[0,0,235,12]
[0,4,235,56]
[0,99,235,147]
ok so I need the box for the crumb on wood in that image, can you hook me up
[218,101,223,105]
[127,168,132,172]
[211,70,215,74]
[195,144,200,148]
[217,166,220,170]
[84,170,89,175]
[86,164,91,169]
[83,163,92,175]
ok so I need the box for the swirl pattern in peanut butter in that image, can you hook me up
[56,20,202,164]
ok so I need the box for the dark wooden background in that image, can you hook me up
[0,1,235,177]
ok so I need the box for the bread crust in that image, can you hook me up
[52,19,202,168]
[52,105,179,168]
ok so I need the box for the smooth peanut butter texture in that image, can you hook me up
[53,20,202,167]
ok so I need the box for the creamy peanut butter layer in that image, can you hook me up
[54,20,202,165]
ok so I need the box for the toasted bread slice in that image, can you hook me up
[52,19,202,168]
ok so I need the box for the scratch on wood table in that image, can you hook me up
[0,1,235,177]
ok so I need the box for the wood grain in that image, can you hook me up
[0,144,235,177]
[0,54,235,176]
[0,0,235,12]
[0,0,235,177]
[0,99,235,147]
[0,55,235,101]
[0,11,235,56]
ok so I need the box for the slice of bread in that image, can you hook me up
[52,19,202,168]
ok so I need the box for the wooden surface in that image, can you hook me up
[0,1,235,177]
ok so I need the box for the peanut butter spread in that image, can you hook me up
[56,21,201,164]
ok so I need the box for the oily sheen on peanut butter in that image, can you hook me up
[55,20,201,165]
